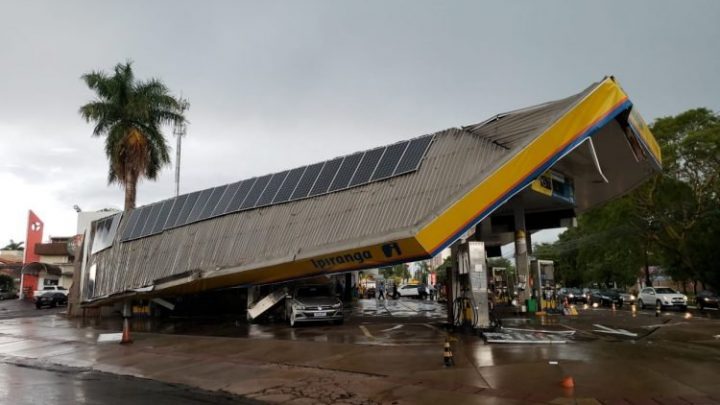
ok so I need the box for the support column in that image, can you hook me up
[514,206,530,304]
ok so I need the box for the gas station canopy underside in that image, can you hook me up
[84,77,661,305]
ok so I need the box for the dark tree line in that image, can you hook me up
[533,108,720,293]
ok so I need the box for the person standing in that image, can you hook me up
[378,281,386,300]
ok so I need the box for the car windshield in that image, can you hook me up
[654,288,677,294]
[296,286,332,298]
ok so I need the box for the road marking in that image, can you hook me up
[380,324,403,332]
[502,327,575,335]
[359,325,374,339]
[592,324,638,337]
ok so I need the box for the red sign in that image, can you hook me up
[23,210,44,264]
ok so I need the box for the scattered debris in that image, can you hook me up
[483,331,568,344]
[97,333,123,343]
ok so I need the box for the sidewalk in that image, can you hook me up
[0,314,718,404]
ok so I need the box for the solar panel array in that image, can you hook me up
[120,135,434,242]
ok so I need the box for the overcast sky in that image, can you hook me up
[1,1,718,247]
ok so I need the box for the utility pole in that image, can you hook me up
[173,98,190,197]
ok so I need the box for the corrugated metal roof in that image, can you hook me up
[86,78,659,303]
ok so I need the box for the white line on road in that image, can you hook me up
[592,324,638,337]
[380,324,403,332]
[359,325,374,339]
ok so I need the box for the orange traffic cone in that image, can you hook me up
[443,340,454,367]
[560,375,575,388]
[120,317,133,344]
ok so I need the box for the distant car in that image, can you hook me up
[33,285,68,299]
[696,290,719,310]
[397,284,428,299]
[615,289,636,305]
[285,284,343,327]
[558,288,587,304]
[364,287,376,298]
[590,289,623,308]
[637,287,687,311]
[0,289,18,300]
[35,292,68,309]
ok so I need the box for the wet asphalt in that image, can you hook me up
[0,297,718,404]
[0,362,259,405]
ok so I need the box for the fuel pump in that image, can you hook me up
[451,241,490,329]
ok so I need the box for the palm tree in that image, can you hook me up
[1,240,24,251]
[79,61,187,211]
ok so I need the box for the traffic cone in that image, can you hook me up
[560,375,575,389]
[120,317,133,344]
[443,340,454,367]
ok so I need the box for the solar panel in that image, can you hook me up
[349,148,384,187]
[120,208,143,241]
[138,202,163,238]
[272,167,305,203]
[149,199,175,235]
[241,174,272,209]
[371,141,409,181]
[226,178,256,213]
[127,205,152,240]
[256,171,288,207]
[171,190,201,228]
[198,185,228,221]
[309,157,343,196]
[163,194,189,231]
[211,181,242,217]
[186,188,215,224]
[291,162,323,200]
[394,135,433,175]
[328,152,363,192]
[121,134,436,243]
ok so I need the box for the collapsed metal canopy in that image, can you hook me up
[82,77,661,305]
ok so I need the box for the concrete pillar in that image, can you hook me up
[514,206,530,303]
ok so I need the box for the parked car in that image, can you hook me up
[397,284,429,299]
[637,287,687,311]
[616,289,636,305]
[557,288,587,304]
[590,289,623,308]
[35,292,68,309]
[696,290,719,310]
[33,285,68,299]
[0,288,18,300]
[285,284,343,327]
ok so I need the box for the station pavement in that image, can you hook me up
[0,299,718,404]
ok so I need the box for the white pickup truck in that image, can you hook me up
[33,285,68,299]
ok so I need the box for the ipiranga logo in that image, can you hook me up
[311,250,373,270]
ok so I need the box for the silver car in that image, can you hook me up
[285,285,344,327]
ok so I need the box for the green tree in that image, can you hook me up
[0,274,13,291]
[1,240,24,251]
[638,108,720,292]
[79,61,187,211]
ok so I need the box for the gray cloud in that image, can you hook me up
[1,0,719,243]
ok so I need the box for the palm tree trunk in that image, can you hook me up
[125,171,138,211]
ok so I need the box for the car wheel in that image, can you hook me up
[289,310,296,327]
[637,299,643,309]
[656,300,663,310]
